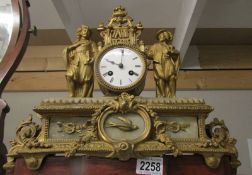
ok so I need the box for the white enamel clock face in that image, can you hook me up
[98,47,145,88]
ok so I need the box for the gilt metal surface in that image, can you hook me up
[4,6,240,172]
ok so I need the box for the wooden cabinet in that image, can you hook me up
[7,155,236,175]
[166,155,236,175]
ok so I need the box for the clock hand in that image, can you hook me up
[120,49,124,64]
[105,59,120,66]
[118,49,124,69]
[129,70,139,76]
[133,71,139,76]
[106,59,123,69]
[103,72,109,77]
[103,71,113,77]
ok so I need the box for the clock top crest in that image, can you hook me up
[97,6,144,46]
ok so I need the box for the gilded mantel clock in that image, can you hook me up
[3,5,241,174]
[94,6,147,96]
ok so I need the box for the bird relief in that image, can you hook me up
[105,115,139,132]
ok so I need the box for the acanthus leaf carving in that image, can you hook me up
[10,114,52,150]
[197,118,236,149]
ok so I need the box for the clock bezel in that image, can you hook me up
[95,44,147,94]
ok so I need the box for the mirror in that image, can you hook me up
[0,0,14,62]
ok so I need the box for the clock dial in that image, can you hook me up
[98,47,145,88]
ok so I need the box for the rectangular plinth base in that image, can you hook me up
[7,155,236,175]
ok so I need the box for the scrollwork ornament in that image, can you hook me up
[198,118,236,149]
[93,92,136,116]
[166,121,190,133]
[114,142,133,161]
[197,118,241,169]
[153,120,181,157]
[4,115,51,170]
[63,120,99,157]
[10,114,51,149]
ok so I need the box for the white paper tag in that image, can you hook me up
[136,157,163,175]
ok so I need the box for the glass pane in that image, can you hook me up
[0,0,13,62]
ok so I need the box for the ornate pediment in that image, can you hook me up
[97,6,143,45]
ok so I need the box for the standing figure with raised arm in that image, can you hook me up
[63,25,98,97]
[147,30,181,98]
